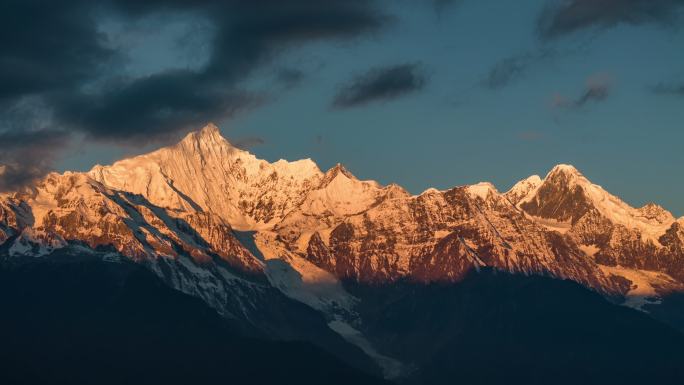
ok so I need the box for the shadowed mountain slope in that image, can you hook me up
[0,254,389,385]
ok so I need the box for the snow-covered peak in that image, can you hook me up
[384,183,410,199]
[466,182,499,201]
[519,164,594,208]
[321,163,358,185]
[505,175,542,205]
[547,163,582,177]
[520,164,675,243]
[274,163,386,240]
[542,164,589,188]
[178,122,231,149]
[637,203,675,224]
[302,164,383,217]
[169,122,249,163]
[23,172,111,227]
[200,122,220,135]
[524,174,543,185]
[88,123,323,230]
[419,187,443,196]
[272,158,322,180]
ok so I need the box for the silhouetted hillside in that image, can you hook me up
[0,255,389,385]
[348,270,684,385]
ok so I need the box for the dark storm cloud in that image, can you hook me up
[0,130,70,192]
[332,63,427,108]
[54,1,388,142]
[52,70,263,142]
[538,0,684,39]
[0,1,114,103]
[0,0,389,189]
[1,1,388,139]
[203,2,389,82]
[482,49,555,89]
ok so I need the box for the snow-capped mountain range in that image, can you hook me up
[2,123,683,378]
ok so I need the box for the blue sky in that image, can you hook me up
[3,1,683,215]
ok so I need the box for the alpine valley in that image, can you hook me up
[2,123,684,385]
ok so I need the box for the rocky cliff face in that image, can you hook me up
[7,171,261,272]
[294,180,619,294]
[0,199,26,243]
[512,164,684,301]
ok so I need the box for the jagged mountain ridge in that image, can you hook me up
[2,123,684,380]
[2,123,683,300]
[513,164,684,308]
[84,127,636,292]
[88,123,323,231]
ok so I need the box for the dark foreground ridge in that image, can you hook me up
[0,255,389,385]
[345,269,684,385]
[2,254,684,385]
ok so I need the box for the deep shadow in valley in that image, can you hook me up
[2,253,684,385]
[0,254,389,385]
[344,269,684,385]
[645,292,684,334]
